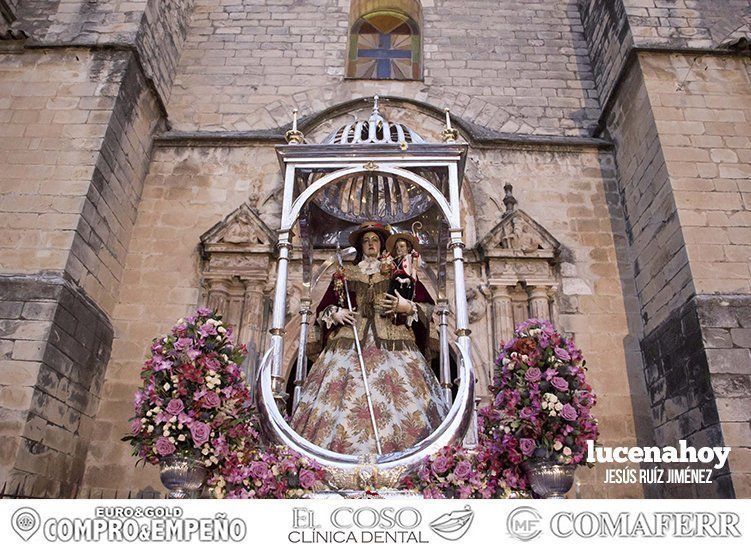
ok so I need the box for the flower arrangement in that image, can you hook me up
[122,308,254,470]
[208,445,327,498]
[481,318,599,466]
[400,442,524,499]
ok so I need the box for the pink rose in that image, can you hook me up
[249,461,270,479]
[431,456,450,474]
[203,391,221,409]
[453,460,472,480]
[190,421,211,446]
[561,404,578,421]
[525,367,542,382]
[166,398,184,415]
[130,419,141,434]
[520,438,536,456]
[554,347,571,361]
[155,437,176,457]
[551,377,569,391]
[298,469,317,489]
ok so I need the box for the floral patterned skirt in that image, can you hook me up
[290,334,450,455]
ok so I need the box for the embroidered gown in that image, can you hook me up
[290,256,449,455]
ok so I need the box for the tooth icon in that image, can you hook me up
[429,505,474,541]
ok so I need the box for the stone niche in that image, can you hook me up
[199,203,277,383]
[477,185,561,358]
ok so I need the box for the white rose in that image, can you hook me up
[563,447,572,456]
[217,326,226,334]
[177,434,186,442]
[553,441,563,451]
[147,425,154,433]
[163,383,170,391]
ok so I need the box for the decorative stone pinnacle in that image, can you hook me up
[503,183,517,214]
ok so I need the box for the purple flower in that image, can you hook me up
[551,377,569,391]
[561,404,578,421]
[453,460,472,480]
[166,398,184,415]
[190,421,211,446]
[525,367,542,382]
[520,406,536,419]
[203,391,221,409]
[174,337,192,351]
[554,347,571,361]
[432,456,450,474]
[155,437,175,457]
[152,355,172,371]
[249,461,270,479]
[299,469,317,489]
[130,419,141,434]
[520,438,536,456]
[199,322,217,337]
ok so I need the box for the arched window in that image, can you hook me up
[346,1,423,80]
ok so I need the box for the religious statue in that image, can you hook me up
[384,222,423,304]
[290,222,449,455]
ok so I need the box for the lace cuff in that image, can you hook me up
[404,301,419,327]
[319,305,340,329]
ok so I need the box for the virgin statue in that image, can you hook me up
[290,222,449,455]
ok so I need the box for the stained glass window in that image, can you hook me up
[347,12,421,80]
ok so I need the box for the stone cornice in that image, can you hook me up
[154,129,611,153]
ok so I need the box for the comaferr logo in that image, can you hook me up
[507,506,542,542]
[505,508,742,540]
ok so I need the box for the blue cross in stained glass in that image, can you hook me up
[358,33,412,78]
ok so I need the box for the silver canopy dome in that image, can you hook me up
[322,96,426,146]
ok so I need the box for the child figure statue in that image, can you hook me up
[385,222,423,303]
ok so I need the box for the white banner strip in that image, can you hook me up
[2,499,750,544]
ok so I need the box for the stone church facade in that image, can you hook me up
[0,0,749,499]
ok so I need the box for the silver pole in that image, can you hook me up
[336,243,383,456]
[292,298,311,413]
[437,299,452,405]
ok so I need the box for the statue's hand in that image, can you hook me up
[375,293,396,315]
[333,308,357,326]
[381,293,414,315]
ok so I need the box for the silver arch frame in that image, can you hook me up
[258,142,475,482]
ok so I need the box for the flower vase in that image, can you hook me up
[523,460,576,499]
[159,454,207,499]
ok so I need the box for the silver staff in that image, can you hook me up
[336,241,383,456]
